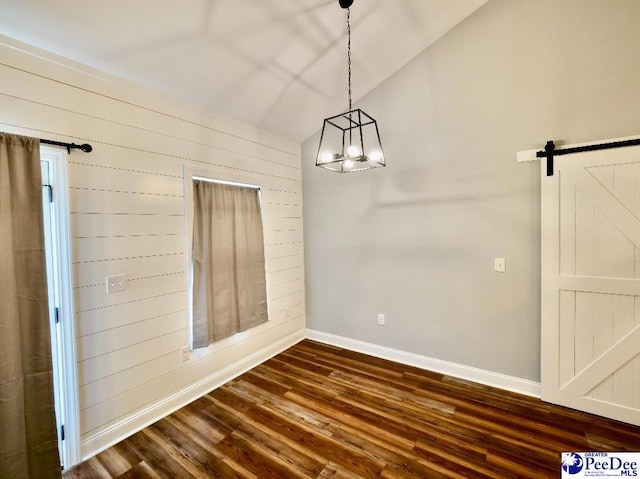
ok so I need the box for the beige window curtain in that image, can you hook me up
[192,180,268,348]
[0,133,61,478]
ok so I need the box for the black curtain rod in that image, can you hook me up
[40,138,93,154]
[536,138,640,176]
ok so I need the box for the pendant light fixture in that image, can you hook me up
[316,0,385,173]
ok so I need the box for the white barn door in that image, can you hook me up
[541,143,640,425]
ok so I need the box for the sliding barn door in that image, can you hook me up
[541,144,640,425]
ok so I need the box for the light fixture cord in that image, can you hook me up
[347,8,352,112]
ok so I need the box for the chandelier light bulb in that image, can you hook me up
[343,159,354,169]
[320,152,333,164]
[346,145,360,157]
[369,150,383,162]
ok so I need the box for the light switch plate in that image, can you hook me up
[494,258,506,273]
[106,274,127,293]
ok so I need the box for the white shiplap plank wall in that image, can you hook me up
[0,37,305,460]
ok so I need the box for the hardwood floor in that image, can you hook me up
[65,339,640,478]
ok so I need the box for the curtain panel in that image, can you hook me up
[191,180,268,348]
[0,133,60,478]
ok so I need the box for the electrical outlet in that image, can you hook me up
[378,313,385,325]
[180,347,190,363]
[106,274,127,294]
[494,258,506,273]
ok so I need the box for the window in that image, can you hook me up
[185,172,268,348]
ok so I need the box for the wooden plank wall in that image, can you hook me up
[0,37,306,460]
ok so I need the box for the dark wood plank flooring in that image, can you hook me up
[64,339,640,478]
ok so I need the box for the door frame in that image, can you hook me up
[41,145,81,469]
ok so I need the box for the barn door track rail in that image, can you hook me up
[537,138,640,176]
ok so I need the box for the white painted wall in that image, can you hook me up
[0,36,305,460]
[302,0,640,383]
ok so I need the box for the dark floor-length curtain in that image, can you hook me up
[0,133,61,478]
[192,180,268,347]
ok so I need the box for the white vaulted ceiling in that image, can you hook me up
[0,0,487,142]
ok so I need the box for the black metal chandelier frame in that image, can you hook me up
[315,0,385,173]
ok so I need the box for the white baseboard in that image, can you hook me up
[305,329,541,397]
[81,327,306,461]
